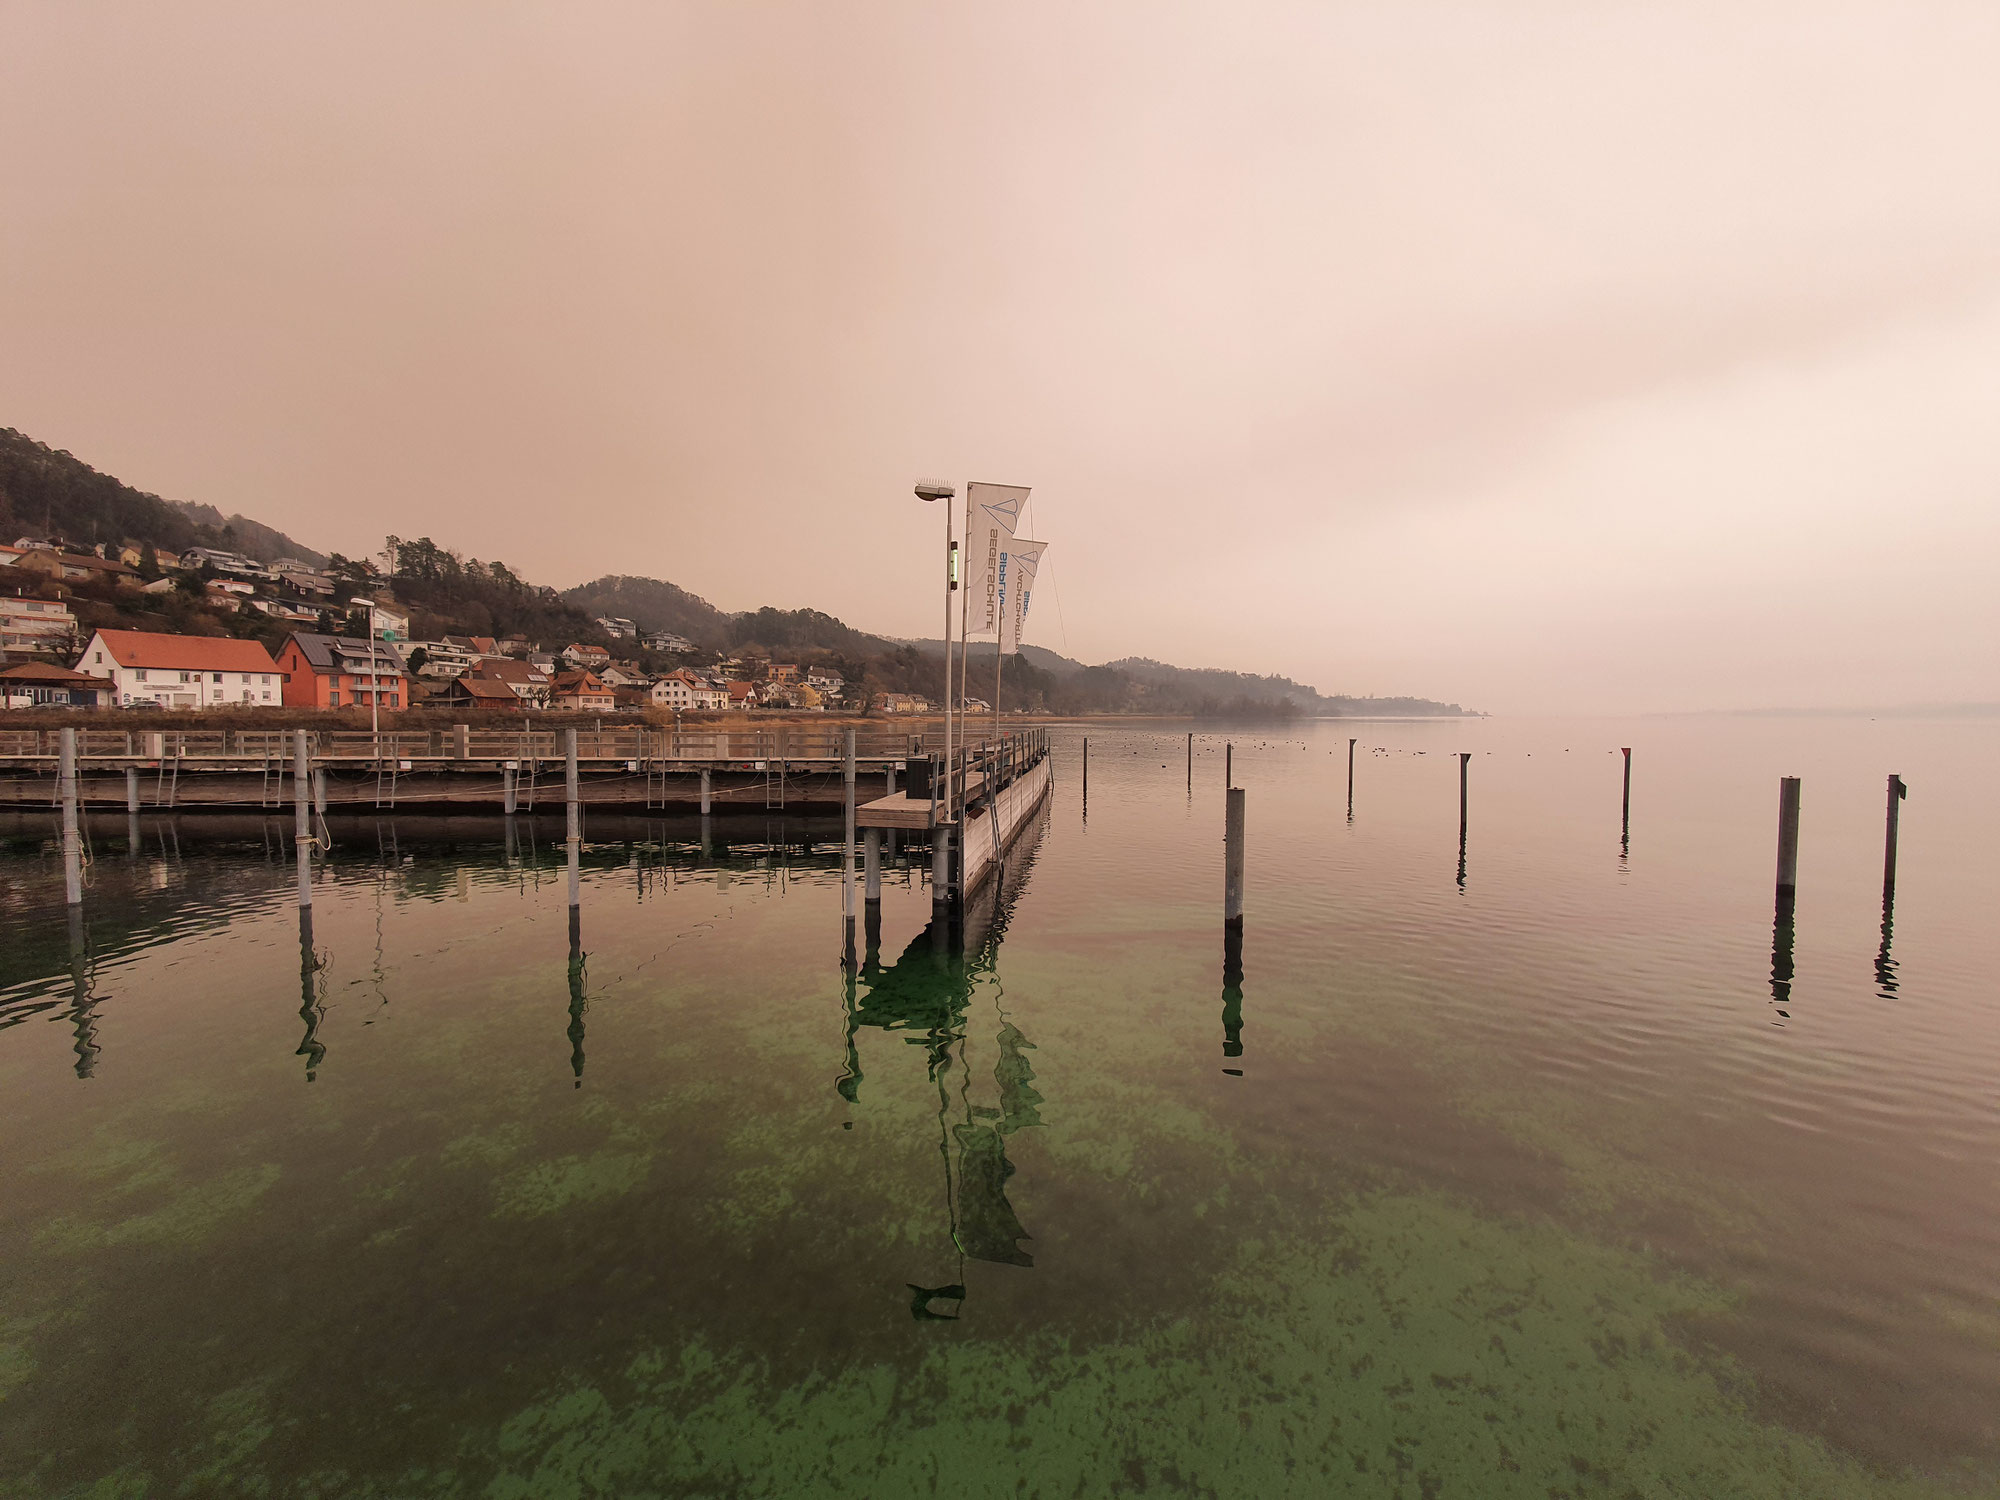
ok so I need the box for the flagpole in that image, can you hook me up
[957,489,972,827]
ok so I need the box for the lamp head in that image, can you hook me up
[914,479,955,502]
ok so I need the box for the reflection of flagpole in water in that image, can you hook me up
[67,906,99,1080]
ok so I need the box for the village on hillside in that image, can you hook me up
[0,536,944,717]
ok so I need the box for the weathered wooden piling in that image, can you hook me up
[58,728,82,907]
[125,766,139,813]
[1883,775,1907,900]
[1775,776,1802,898]
[1347,738,1356,807]
[293,730,313,909]
[1082,737,1089,796]
[863,828,882,904]
[1187,732,1193,787]
[699,768,712,815]
[565,728,581,910]
[1223,785,1245,927]
[1620,747,1632,833]
[1458,752,1470,833]
[313,766,327,817]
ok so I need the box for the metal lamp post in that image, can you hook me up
[916,480,957,898]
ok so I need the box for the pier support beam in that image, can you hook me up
[293,730,313,910]
[58,728,82,908]
[453,723,470,760]
[1775,776,1802,899]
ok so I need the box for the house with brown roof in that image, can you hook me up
[562,642,611,670]
[75,629,283,708]
[0,660,115,709]
[425,675,527,712]
[550,669,615,713]
[470,657,552,709]
[17,551,141,588]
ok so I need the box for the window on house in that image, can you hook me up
[179,671,190,683]
[213,673,223,683]
[136,669,148,682]
[329,692,340,707]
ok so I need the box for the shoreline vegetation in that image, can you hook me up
[1,426,1475,720]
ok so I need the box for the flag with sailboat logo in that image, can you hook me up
[963,483,1028,640]
[999,538,1047,655]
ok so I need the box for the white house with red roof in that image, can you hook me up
[75,628,284,708]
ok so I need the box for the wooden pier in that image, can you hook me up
[0,724,980,813]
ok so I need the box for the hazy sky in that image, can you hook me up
[4,2,1996,713]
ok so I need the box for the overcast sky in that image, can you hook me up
[4,2,1996,712]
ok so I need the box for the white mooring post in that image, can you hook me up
[293,730,313,910]
[503,763,517,816]
[565,728,581,911]
[58,728,83,908]
[863,828,882,904]
[1223,785,1245,928]
[125,766,139,813]
[1776,777,1802,900]
[699,767,712,815]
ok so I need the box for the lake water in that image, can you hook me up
[3,715,1997,1497]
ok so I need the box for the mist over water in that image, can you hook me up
[3,715,1997,1496]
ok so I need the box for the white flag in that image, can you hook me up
[962,482,1028,640]
[999,539,1047,655]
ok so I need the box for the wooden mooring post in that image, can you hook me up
[125,766,139,813]
[503,763,517,815]
[58,728,82,908]
[1225,742,1232,789]
[1223,785,1245,928]
[1775,777,1802,900]
[1883,775,1907,901]
[1458,752,1470,834]
[1347,737,1356,810]
[1620,747,1632,836]
[565,728,581,911]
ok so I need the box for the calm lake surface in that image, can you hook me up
[3,715,1997,1498]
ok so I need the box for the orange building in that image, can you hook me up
[275,632,406,709]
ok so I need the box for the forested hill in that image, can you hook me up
[1,423,1475,716]
[0,427,319,565]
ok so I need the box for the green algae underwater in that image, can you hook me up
[3,716,1999,1497]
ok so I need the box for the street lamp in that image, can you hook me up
[916,479,957,900]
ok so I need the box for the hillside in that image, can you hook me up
[2,424,1474,716]
[172,501,325,568]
